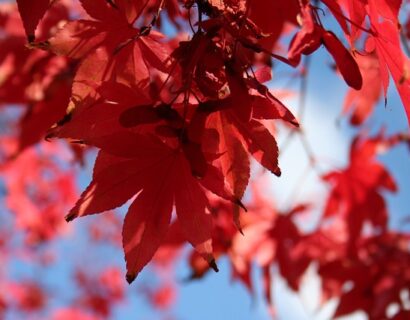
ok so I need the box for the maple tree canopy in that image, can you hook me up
[0,0,410,319]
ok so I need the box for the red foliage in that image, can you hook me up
[1,0,410,318]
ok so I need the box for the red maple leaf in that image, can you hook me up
[66,132,236,282]
[322,132,398,249]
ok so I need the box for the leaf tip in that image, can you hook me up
[65,212,77,222]
[126,272,137,284]
[234,217,244,235]
[235,199,247,212]
[27,34,35,43]
[44,132,55,142]
[209,259,219,273]
[290,119,300,127]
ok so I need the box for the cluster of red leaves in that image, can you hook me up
[0,265,129,320]
[337,0,410,124]
[37,0,307,283]
[0,138,77,246]
[74,267,125,317]
[0,0,409,318]
[182,133,410,318]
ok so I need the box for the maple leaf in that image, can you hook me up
[322,132,398,249]
[66,132,236,282]
[47,0,171,111]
